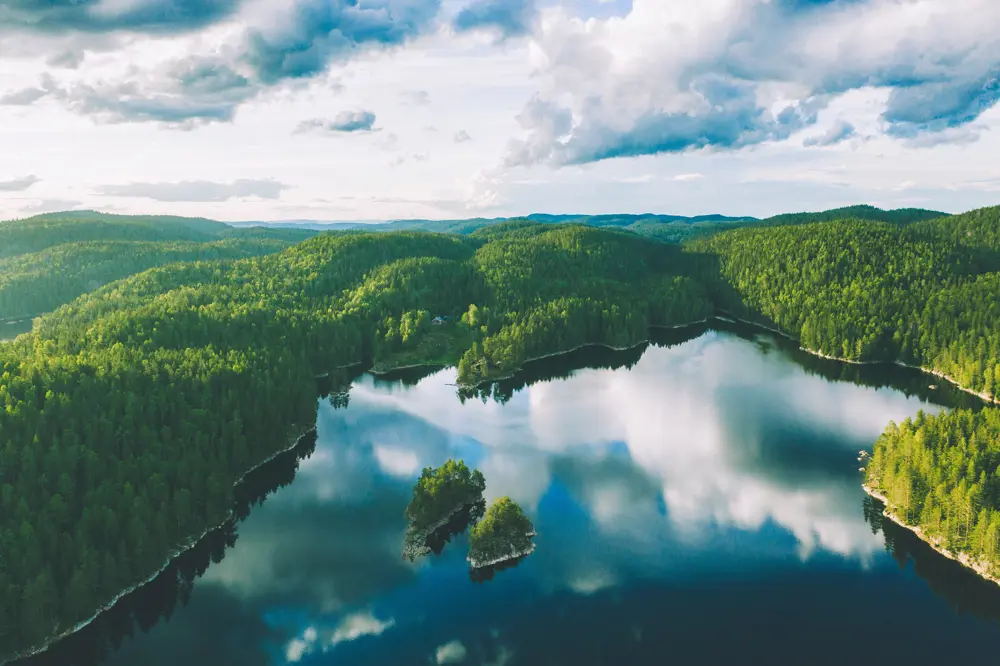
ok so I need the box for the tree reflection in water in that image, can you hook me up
[863,493,1000,625]
[11,431,318,666]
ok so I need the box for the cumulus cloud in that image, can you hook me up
[46,49,85,69]
[241,0,440,84]
[297,110,377,134]
[453,0,536,39]
[454,130,472,143]
[8,58,257,126]
[0,175,40,192]
[97,178,288,201]
[0,86,50,105]
[3,0,441,125]
[803,120,857,147]
[507,0,1000,165]
[0,0,244,35]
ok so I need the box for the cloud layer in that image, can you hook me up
[0,175,40,192]
[506,0,1000,165]
[297,110,378,134]
[97,179,288,201]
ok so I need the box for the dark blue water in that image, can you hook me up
[21,324,1000,665]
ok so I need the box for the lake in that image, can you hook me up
[15,322,1000,666]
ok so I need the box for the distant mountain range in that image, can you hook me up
[228,206,949,243]
[230,212,760,233]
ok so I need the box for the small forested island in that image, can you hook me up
[467,497,536,569]
[1,203,1000,660]
[403,460,487,561]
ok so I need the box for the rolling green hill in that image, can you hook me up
[0,212,318,323]
[0,202,995,661]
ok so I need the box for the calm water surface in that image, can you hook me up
[20,323,1000,666]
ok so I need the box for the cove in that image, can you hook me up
[12,322,1000,666]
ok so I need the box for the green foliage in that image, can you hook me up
[1,201,998,659]
[0,211,318,321]
[0,238,293,321]
[866,409,1000,573]
[760,205,948,227]
[699,208,1000,580]
[468,496,535,566]
[405,460,486,531]
[696,217,1000,399]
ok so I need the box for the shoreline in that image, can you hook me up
[402,499,483,561]
[457,319,713,389]
[4,425,317,666]
[717,311,999,405]
[468,533,538,569]
[863,484,1000,588]
[13,312,997,662]
[370,361,446,376]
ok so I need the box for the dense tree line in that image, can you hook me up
[695,205,1000,578]
[0,203,997,659]
[759,204,948,227]
[866,408,1000,575]
[0,213,318,322]
[0,223,713,660]
[0,239,294,322]
[694,209,1000,399]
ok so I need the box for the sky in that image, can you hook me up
[1,0,1000,222]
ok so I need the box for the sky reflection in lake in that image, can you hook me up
[96,326,1000,666]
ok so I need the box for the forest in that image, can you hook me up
[0,203,997,660]
[865,408,1000,575]
[0,212,316,323]
[0,221,712,660]
[693,204,1000,586]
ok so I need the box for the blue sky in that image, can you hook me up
[1,0,999,221]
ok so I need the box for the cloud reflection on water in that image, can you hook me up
[347,329,944,571]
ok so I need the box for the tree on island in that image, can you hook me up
[405,459,486,533]
[468,496,536,568]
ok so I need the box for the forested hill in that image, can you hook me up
[0,203,996,661]
[1,203,947,324]
[695,207,1000,395]
[692,204,1000,584]
[760,205,949,227]
[0,213,317,323]
[0,223,714,660]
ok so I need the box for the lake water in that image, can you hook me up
[16,322,1000,666]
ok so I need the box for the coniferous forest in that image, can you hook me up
[0,204,998,660]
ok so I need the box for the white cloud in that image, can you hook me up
[0,0,999,220]
[436,640,468,664]
[373,444,421,478]
[283,611,395,663]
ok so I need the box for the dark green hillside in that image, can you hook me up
[696,217,999,396]
[0,223,718,660]
[0,238,294,322]
[0,212,232,256]
[0,212,316,322]
[692,205,1000,588]
[1,202,999,660]
[761,205,948,227]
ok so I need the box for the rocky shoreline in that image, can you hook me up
[718,311,998,405]
[863,484,1000,588]
[468,536,537,570]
